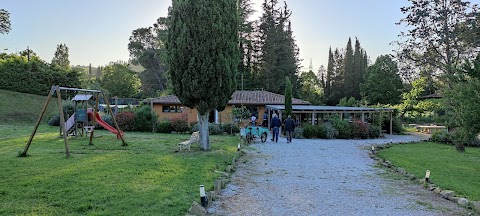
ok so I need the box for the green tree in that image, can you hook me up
[395,0,478,85]
[0,9,11,34]
[167,0,238,150]
[51,43,70,69]
[299,68,323,105]
[284,76,292,117]
[257,0,300,95]
[343,38,354,98]
[237,0,255,90]
[100,63,140,98]
[128,17,169,96]
[361,55,403,105]
[352,38,367,100]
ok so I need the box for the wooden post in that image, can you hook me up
[56,86,70,158]
[311,112,315,125]
[20,86,54,157]
[361,112,365,123]
[102,92,127,146]
[390,111,393,135]
[151,99,155,132]
[89,92,99,145]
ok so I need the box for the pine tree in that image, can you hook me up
[237,0,255,90]
[51,43,70,69]
[167,0,238,150]
[352,38,365,100]
[325,47,334,104]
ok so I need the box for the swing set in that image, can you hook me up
[19,85,127,158]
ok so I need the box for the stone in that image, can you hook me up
[447,196,460,202]
[385,161,392,166]
[397,168,406,175]
[222,178,230,188]
[457,198,469,206]
[225,165,233,173]
[440,190,455,199]
[433,188,442,194]
[471,201,480,212]
[188,201,207,216]
[207,191,217,203]
[214,179,222,193]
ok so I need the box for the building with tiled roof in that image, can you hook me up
[147,90,310,125]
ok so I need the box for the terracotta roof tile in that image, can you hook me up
[148,90,310,105]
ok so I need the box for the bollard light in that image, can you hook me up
[199,185,207,207]
[371,145,375,153]
[425,170,430,183]
[237,143,240,151]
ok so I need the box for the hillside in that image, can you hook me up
[0,89,57,124]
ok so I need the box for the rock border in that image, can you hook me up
[185,146,246,216]
[369,141,480,213]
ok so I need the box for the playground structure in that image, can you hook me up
[20,85,126,158]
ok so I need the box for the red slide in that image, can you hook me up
[87,112,124,139]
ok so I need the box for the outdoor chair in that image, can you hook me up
[178,131,200,152]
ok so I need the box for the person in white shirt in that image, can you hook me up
[251,114,257,126]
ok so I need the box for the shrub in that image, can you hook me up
[315,125,327,139]
[351,121,369,139]
[382,117,403,134]
[431,130,452,144]
[134,106,158,132]
[156,120,173,133]
[97,113,113,129]
[116,111,136,131]
[333,120,353,139]
[190,123,199,133]
[47,111,60,126]
[293,127,304,139]
[171,118,189,133]
[368,124,382,138]
[209,124,223,135]
[220,123,240,135]
[302,125,316,139]
[324,124,338,139]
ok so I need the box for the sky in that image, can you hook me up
[1,0,478,71]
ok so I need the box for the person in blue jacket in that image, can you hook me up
[270,113,282,142]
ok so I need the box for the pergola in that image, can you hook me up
[266,105,395,134]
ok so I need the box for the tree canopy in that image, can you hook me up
[51,43,70,69]
[100,63,140,98]
[361,55,403,105]
[167,0,239,150]
[0,9,11,34]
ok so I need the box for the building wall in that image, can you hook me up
[152,103,268,126]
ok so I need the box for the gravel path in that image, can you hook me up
[209,134,472,216]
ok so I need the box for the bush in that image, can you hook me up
[382,117,403,134]
[368,124,382,138]
[324,124,338,139]
[97,114,113,130]
[47,111,60,126]
[116,111,136,131]
[351,121,369,139]
[156,120,173,133]
[209,124,223,135]
[134,106,158,132]
[190,123,199,133]
[333,120,353,139]
[431,130,452,144]
[220,123,240,135]
[171,118,189,133]
[302,125,316,139]
[293,127,304,139]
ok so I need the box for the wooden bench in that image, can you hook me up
[417,125,447,134]
[178,131,200,152]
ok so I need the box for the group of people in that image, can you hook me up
[251,112,295,143]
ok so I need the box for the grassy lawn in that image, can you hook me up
[378,142,480,201]
[0,89,57,124]
[0,124,239,215]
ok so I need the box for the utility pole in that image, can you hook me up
[27,46,30,62]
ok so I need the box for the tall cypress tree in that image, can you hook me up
[343,38,354,98]
[167,0,238,150]
[325,47,334,104]
[237,0,255,90]
[284,76,292,117]
[352,38,365,100]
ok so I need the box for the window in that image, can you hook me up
[162,106,182,113]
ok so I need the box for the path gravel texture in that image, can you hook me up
[210,134,472,216]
